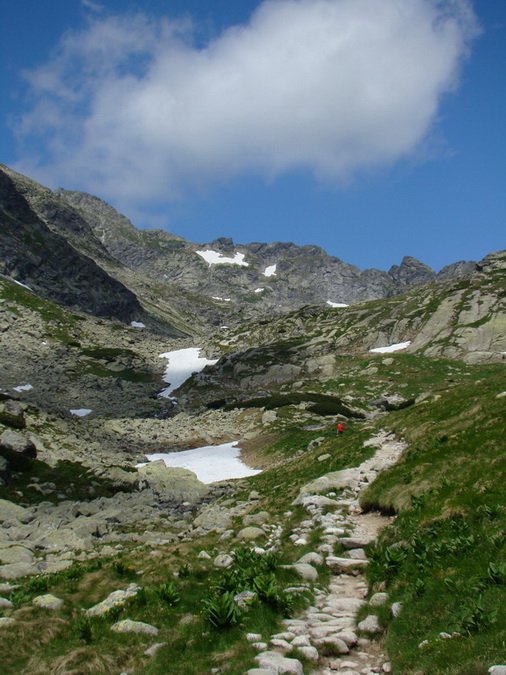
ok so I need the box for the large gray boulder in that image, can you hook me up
[135,461,209,503]
[0,499,28,524]
[86,584,139,617]
[0,400,26,429]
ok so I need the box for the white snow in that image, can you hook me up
[254,288,265,293]
[159,347,218,399]
[326,301,349,308]
[369,341,411,354]
[13,384,33,392]
[196,250,249,267]
[13,279,33,291]
[130,321,145,328]
[263,264,277,277]
[70,409,93,417]
[140,441,261,483]
[212,296,231,302]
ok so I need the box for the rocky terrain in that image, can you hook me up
[0,165,505,675]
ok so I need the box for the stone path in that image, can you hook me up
[249,431,407,675]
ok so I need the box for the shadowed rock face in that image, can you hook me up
[0,167,144,323]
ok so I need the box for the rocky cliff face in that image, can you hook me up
[0,167,145,323]
[56,188,475,319]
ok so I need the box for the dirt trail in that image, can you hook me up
[254,431,407,675]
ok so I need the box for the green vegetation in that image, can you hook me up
[223,391,365,417]
[0,277,79,344]
[0,457,134,505]
[359,362,506,674]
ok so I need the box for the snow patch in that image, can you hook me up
[370,341,411,354]
[140,441,261,483]
[70,409,93,417]
[263,264,277,277]
[327,301,349,308]
[13,384,33,392]
[159,347,218,399]
[13,279,33,291]
[196,250,249,267]
[254,288,265,293]
[130,321,145,328]
[212,296,231,302]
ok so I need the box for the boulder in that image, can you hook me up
[135,462,209,503]
[0,430,36,457]
[32,594,64,610]
[0,561,37,579]
[291,563,318,581]
[213,554,234,568]
[34,529,92,552]
[86,584,139,617]
[237,526,265,541]
[243,511,270,526]
[0,400,26,429]
[0,499,28,523]
[193,505,233,533]
[294,470,359,502]
[0,545,35,565]
[357,614,382,634]
[111,619,159,635]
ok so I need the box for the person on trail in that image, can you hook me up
[336,422,345,435]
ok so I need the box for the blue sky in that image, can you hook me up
[1,0,504,272]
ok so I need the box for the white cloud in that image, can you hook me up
[14,0,478,211]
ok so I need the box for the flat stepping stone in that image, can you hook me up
[326,556,369,573]
[255,651,303,675]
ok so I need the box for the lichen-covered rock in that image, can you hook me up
[0,430,36,457]
[213,554,234,568]
[0,400,26,429]
[237,526,265,541]
[0,561,37,580]
[0,545,35,565]
[86,584,139,617]
[358,614,382,634]
[294,470,359,502]
[193,504,233,532]
[243,511,270,527]
[135,461,209,503]
[32,594,64,610]
[111,619,159,635]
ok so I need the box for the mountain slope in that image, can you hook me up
[175,250,506,410]
[0,167,145,323]
[57,188,475,317]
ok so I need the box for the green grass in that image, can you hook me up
[358,363,506,674]
[0,457,134,505]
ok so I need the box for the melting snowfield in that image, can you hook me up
[369,341,411,354]
[159,347,218,399]
[142,441,262,483]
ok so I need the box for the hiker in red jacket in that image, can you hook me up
[336,422,345,435]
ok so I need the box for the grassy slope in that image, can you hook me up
[360,362,506,674]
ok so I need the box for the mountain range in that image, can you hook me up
[0,163,505,675]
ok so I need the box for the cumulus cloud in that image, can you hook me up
[14,0,478,211]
